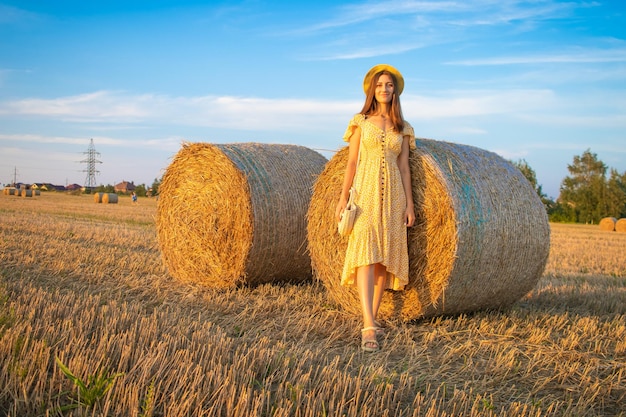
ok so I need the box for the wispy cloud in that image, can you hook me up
[0,91,358,131]
[446,48,626,66]
[402,89,557,119]
[290,0,599,61]
[0,4,42,25]
[0,133,183,152]
[2,86,623,136]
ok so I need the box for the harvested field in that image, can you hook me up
[0,193,624,416]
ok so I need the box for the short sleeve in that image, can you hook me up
[403,121,416,149]
[342,114,365,143]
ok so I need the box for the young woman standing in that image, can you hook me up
[335,64,415,352]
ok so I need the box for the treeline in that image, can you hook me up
[515,149,626,224]
[94,178,161,197]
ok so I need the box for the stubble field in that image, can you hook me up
[0,192,624,416]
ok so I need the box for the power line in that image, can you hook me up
[79,138,102,189]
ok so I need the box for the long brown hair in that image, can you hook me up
[360,70,405,132]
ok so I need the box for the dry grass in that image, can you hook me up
[0,193,624,416]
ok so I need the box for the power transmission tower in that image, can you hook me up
[80,138,102,190]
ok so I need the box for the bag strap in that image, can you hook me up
[351,138,362,189]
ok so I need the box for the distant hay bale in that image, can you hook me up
[615,218,626,233]
[94,192,104,203]
[102,193,118,204]
[33,189,40,196]
[21,189,33,197]
[307,139,550,321]
[599,217,617,231]
[156,142,327,288]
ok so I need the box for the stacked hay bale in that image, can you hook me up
[156,142,327,288]
[616,218,626,233]
[307,139,550,321]
[102,193,118,204]
[599,217,617,231]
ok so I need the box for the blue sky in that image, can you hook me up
[1,0,624,198]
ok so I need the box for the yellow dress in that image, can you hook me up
[341,114,415,291]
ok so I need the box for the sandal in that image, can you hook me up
[373,321,385,337]
[361,327,380,352]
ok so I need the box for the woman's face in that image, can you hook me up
[374,73,394,104]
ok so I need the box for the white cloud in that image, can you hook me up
[446,49,626,66]
[0,133,183,152]
[402,89,557,119]
[0,91,358,131]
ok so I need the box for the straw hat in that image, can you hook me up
[363,64,404,95]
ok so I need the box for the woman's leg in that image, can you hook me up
[372,263,387,320]
[356,264,378,350]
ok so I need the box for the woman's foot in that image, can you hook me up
[361,327,380,352]
[373,321,385,337]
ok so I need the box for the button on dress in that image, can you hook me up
[341,114,416,291]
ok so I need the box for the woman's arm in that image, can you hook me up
[398,135,415,227]
[335,127,361,222]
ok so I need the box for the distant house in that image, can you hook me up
[66,184,82,192]
[114,181,136,194]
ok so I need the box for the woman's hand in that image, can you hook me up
[335,197,348,222]
[404,204,416,227]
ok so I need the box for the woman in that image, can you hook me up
[335,64,415,352]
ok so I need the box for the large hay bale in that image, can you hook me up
[102,193,118,204]
[21,189,33,197]
[616,218,626,233]
[156,142,327,288]
[599,217,617,231]
[94,192,104,203]
[307,139,550,321]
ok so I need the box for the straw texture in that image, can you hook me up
[615,218,626,233]
[599,217,617,231]
[156,142,327,288]
[307,138,550,320]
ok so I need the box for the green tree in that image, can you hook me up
[605,168,626,218]
[558,149,607,224]
[134,183,147,197]
[95,184,115,193]
[512,159,554,211]
[150,177,161,197]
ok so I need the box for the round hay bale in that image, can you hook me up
[599,217,617,231]
[102,193,118,204]
[156,142,328,288]
[33,189,40,196]
[615,218,626,233]
[94,192,104,203]
[307,138,550,321]
[21,189,33,197]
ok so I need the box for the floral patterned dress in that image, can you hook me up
[341,114,415,290]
